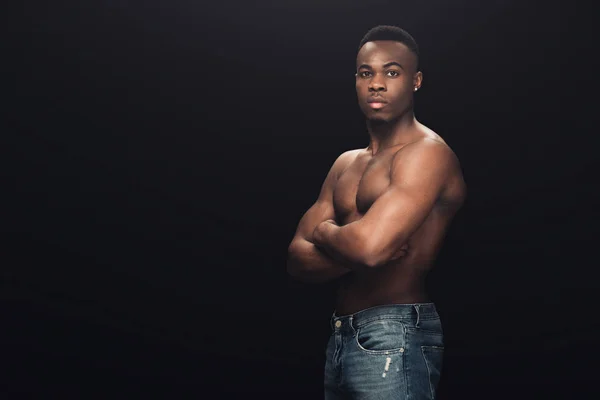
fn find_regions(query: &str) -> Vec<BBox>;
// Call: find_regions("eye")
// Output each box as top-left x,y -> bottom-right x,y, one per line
358,71 -> 372,78
386,70 -> 400,77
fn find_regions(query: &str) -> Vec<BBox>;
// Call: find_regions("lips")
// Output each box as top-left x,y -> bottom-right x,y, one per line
367,97 -> 388,104
367,97 -> 388,109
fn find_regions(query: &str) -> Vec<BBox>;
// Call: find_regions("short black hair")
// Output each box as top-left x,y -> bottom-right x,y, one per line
358,25 -> 420,68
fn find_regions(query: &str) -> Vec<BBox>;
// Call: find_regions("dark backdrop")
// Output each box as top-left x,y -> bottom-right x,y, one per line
3,1 -> 597,398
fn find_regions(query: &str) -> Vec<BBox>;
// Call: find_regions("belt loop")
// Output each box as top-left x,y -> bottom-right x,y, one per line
349,315 -> 356,335
414,304 -> 420,328
330,311 -> 336,330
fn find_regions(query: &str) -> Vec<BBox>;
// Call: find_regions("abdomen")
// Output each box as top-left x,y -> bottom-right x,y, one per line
334,208 -> 454,314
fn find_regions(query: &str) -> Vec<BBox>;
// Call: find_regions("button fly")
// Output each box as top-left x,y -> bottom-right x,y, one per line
335,320 -> 342,328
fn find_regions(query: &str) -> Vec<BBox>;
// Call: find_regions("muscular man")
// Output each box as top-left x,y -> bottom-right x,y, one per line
287,26 -> 467,399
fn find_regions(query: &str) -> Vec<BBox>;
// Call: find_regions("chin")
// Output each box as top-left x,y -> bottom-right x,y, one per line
366,113 -> 392,124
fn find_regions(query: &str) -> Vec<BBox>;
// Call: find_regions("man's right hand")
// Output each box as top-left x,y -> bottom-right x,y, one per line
390,242 -> 410,260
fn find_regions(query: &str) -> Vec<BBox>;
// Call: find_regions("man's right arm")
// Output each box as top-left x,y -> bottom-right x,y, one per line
286,151 -> 357,284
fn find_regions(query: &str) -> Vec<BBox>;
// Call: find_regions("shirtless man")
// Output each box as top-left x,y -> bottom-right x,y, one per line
286,26 -> 466,399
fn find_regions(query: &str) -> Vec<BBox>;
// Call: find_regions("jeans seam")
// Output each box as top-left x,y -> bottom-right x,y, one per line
421,345 -> 444,399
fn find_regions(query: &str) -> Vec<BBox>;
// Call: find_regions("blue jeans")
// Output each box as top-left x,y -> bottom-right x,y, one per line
324,303 -> 444,399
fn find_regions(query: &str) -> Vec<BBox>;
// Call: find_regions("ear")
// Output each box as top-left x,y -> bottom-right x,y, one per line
413,71 -> 423,91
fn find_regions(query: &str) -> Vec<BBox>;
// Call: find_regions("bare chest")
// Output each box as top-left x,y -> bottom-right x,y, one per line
332,154 -> 393,223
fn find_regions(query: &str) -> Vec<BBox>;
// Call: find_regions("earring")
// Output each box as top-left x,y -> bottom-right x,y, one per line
414,87 -> 418,91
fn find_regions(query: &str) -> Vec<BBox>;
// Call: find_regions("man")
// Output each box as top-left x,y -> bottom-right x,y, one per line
287,25 -> 467,399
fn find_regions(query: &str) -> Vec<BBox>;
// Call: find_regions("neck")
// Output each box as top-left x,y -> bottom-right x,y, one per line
366,110 -> 418,155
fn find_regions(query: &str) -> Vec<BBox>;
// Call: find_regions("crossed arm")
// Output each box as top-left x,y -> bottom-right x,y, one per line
312,140 -> 456,269
287,140 -> 456,283
286,151 -> 362,283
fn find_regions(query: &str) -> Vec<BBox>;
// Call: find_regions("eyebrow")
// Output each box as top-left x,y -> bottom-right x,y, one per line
358,62 -> 404,70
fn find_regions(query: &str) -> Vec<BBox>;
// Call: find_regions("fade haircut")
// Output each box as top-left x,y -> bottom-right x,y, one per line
358,25 -> 420,70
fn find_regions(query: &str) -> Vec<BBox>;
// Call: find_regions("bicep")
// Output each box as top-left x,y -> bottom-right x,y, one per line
359,185 -> 436,243
356,142 -> 454,248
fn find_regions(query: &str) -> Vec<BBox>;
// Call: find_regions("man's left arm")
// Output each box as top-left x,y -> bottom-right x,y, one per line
312,140 -> 456,269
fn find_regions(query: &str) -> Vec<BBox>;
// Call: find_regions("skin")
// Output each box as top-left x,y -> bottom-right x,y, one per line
287,40 -> 467,315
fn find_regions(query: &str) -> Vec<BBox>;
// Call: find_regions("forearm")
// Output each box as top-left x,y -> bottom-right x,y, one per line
312,221 -> 370,269
287,238 -> 352,284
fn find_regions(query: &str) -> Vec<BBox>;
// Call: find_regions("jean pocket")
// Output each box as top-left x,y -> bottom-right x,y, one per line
355,319 -> 406,355
421,345 -> 444,399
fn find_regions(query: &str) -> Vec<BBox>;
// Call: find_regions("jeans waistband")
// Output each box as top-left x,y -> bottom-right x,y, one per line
330,303 -> 439,331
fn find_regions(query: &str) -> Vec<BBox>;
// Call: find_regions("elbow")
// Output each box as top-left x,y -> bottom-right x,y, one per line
360,253 -> 384,269
352,240 -> 380,269
286,241 -> 305,278
332,225 -> 381,269
357,240 -> 394,269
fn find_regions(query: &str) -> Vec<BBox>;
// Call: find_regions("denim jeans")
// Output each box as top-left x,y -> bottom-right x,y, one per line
324,303 -> 444,400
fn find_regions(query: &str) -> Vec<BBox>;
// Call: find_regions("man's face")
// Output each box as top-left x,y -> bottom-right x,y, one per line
355,40 -> 422,122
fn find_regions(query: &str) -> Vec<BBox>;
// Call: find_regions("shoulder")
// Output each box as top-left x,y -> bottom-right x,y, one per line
331,148 -> 362,174
390,135 -> 462,185
391,126 -> 466,200
393,132 -> 460,170
336,148 -> 363,163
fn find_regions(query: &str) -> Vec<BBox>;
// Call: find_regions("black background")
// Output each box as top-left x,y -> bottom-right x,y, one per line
3,1 -> 598,398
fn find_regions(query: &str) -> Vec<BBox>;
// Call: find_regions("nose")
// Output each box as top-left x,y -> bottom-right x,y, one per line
369,77 -> 386,92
